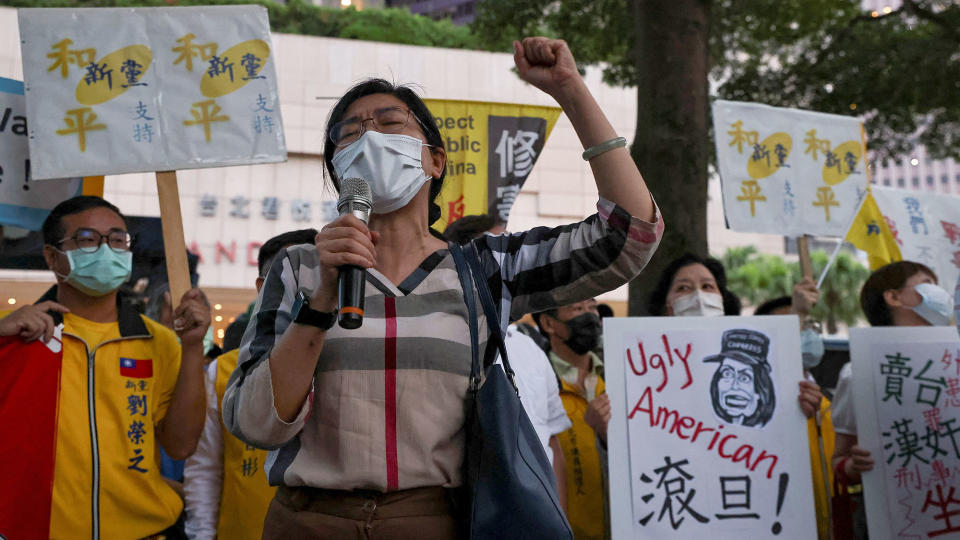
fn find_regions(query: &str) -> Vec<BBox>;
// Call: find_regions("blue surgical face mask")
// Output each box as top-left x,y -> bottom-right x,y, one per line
800,328 -> 825,369
913,283 -> 953,327
56,244 -> 133,297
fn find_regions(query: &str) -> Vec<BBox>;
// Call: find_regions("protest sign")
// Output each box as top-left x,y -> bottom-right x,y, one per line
713,100 -> 867,237
849,327 -> 960,540
0,77 -> 82,230
18,6 -> 286,180
871,186 -> 960,297
605,315 -> 816,539
424,99 -> 560,230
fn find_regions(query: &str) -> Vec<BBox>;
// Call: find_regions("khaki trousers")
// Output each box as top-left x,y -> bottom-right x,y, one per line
262,485 -> 458,540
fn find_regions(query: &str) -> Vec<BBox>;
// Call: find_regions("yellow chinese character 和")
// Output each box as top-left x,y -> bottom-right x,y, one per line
727,120 -> 759,154
172,33 -> 218,72
803,129 -> 832,161
47,39 -> 97,79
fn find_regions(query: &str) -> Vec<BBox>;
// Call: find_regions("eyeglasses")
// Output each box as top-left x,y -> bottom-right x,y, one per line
328,107 -> 424,148
56,228 -> 133,253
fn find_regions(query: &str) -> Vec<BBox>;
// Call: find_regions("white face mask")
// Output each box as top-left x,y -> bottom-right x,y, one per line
332,131 -> 432,215
671,290 -> 724,317
913,283 -> 953,327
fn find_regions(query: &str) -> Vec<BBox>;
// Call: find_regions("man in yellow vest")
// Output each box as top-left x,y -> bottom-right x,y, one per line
534,297 -> 609,540
184,228 -> 317,539
0,196 -> 210,539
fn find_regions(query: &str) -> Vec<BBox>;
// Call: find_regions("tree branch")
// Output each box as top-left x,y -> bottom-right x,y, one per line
903,0 -> 960,43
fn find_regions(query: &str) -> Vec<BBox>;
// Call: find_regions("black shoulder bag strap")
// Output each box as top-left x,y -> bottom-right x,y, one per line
462,243 -> 517,391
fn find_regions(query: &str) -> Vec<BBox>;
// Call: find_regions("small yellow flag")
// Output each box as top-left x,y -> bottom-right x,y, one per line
844,191 -> 902,270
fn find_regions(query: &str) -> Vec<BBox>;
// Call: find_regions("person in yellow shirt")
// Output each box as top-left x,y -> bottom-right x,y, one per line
534,298 -> 609,540
0,196 -> 210,539
184,228 -> 317,539
754,278 -> 836,540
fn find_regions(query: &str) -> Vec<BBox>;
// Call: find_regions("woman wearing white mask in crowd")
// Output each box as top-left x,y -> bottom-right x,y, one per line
646,253 -> 742,317
832,261 -> 956,540
222,37 -> 663,538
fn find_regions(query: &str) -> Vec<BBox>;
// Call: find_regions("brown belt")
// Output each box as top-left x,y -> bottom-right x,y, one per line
275,485 -> 455,521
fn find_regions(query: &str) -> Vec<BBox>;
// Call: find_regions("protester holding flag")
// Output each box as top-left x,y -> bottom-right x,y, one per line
222,36 -> 662,538
754,279 -> 835,540
832,260 -> 956,539
0,196 -> 210,539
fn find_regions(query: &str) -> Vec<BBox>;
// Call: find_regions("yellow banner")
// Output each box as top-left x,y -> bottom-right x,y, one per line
425,99 -> 560,231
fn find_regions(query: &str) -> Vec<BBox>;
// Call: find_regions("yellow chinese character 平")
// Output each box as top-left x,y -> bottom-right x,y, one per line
47,39 -> 97,79
184,100 -> 230,142
803,129 -> 832,161
813,186 -> 840,221
736,180 -> 766,217
55,107 -> 106,152
172,33 -> 218,72
727,120 -> 759,154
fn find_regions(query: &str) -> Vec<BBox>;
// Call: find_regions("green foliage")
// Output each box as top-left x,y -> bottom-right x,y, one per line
472,0 -> 960,161
720,246 -> 871,333
0,0 -> 482,50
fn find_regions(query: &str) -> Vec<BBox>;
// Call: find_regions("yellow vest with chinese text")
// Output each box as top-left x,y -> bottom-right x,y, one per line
557,375 -> 606,540
49,307 -> 183,539
215,349 -> 276,539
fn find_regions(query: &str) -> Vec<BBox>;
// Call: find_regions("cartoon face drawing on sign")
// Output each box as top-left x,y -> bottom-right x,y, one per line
704,329 -> 776,428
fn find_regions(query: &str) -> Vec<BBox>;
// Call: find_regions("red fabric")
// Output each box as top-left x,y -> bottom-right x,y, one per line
0,335 -> 62,540
832,458 -> 857,540
384,298 -> 398,491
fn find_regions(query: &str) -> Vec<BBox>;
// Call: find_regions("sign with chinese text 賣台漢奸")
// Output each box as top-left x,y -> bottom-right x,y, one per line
850,327 -> 960,540
0,77 -> 82,230
604,315 -> 817,539
870,186 -> 960,299
713,100 -> 867,237
424,99 -> 560,231
18,6 -> 286,180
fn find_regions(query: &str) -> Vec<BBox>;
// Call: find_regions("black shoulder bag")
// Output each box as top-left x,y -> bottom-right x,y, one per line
449,242 -> 573,540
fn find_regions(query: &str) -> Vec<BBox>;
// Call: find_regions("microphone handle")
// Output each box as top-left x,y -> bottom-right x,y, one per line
337,264 -> 365,329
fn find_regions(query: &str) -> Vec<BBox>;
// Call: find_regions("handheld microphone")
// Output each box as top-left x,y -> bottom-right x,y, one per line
336,177 -> 373,329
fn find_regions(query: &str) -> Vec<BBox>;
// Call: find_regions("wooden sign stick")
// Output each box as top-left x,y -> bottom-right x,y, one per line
156,170 -> 191,305
798,235 -> 814,280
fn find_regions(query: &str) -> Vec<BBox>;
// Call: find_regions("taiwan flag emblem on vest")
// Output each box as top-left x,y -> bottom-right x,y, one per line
120,357 -> 153,378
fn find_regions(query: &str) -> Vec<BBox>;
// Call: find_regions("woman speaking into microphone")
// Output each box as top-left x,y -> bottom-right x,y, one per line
223,37 -> 663,538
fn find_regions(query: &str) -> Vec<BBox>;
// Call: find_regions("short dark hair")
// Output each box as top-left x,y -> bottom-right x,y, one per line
596,303 -> 614,319
442,214 -> 497,244
323,78 -> 446,225
532,309 -> 558,338
258,229 -> 318,276
860,260 -> 937,326
42,196 -> 125,246
754,296 -> 792,316
647,253 -> 741,316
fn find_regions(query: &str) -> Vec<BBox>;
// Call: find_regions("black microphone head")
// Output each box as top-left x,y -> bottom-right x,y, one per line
337,177 -> 372,223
